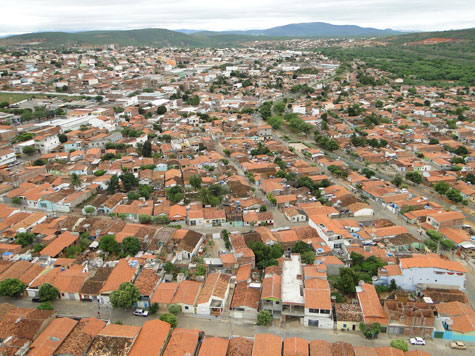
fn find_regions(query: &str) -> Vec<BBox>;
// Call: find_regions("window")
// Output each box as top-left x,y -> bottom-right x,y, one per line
309,308 -> 319,313
185,306 -> 189,310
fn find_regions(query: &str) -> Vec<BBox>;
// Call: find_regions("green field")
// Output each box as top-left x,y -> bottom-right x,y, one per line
0,93 -> 37,104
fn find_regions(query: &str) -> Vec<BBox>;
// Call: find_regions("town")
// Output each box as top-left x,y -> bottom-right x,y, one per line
0,36 -> 473,356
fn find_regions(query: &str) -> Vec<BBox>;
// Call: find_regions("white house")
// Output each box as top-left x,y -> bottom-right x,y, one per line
196,273 -> 231,316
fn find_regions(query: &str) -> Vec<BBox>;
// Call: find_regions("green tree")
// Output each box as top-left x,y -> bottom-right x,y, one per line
166,186 -> 184,204
168,304 -> 181,315
391,175 -> 403,187
405,171 -> 422,184
39,283 -> 59,301
446,189 -> 463,203
122,236 -> 140,256
11,197 -> 21,205
434,181 -> 450,195
33,243 -> 44,253
37,302 -> 54,310
153,215 -> 170,224
189,175 -> 202,190
0,278 -> 26,297
359,322 -> 381,339
107,175 -> 119,193
390,339 -> 408,351
119,173 -> 139,191
15,232 -> 35,247
110,282 -> 140,309
163,262 -> 176,274
99,235 -> 120,254
22,145 -> 35,155
335,268 -> 359,295
139,214 -> 152,224
301,251 -> 315,265
160,313 -> 178,328
70,173 -> 81,188
142,140 -> 152,157
257,310 -> 273,326
58,134 -> 67,143
156,106 -> 167,115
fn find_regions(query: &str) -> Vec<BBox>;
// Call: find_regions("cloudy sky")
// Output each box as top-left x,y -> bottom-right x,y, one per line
1,0 -> 474,36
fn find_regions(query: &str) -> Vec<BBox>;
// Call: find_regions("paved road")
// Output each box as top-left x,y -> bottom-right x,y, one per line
0,297 -> 459,356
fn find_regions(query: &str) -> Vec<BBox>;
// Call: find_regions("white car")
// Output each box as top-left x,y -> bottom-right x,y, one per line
409,337 -> 426,345
132,309 -> 149,317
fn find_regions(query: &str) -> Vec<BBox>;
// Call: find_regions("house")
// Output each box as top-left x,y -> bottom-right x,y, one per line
426,211 -> 465,231
170,280 -> 202,314
434,301 -> 475,343
87,324 -> 141,356
40,231 -> 79,258
198,337 -> 229,356
283,207 -> 306,223
163,328 -> 202,356
281,255 -> 305,323
252,334 -> 282,356
171,229 -> 205,262
230,281 -> 260,320
55,318 -> 107,356
128,319 -> 171,356
150,282 -> 179,312
99,258 -> 140,305
356,282 -> 388,331
260,267 -> 282,319
196,273 -> 231,316
335,303 -> 364,332
283,337 -> 309,356
303,278 -> 333,328
28,317 -> 78,356
134,269 -> 160,309
384,300 -> 435,337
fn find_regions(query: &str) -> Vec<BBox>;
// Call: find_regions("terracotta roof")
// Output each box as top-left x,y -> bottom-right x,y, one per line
198,337 -> 229,356
236,264 -> 252,282
228,337 -> 253,356
357,283 -> 387,326
400,253 -> 465,273
171,280 -> 202,306
231,281 -> 260,310
163,328 -> 201,356
309,340 -> 331,356
40,231 -> 79,257
196,273 -> 230,305
55,318 -> 106,356
252,333 -> 282,356
134,269 -> 160,296
261,274 -> 281,300
100,258 -> 137,294
99,324 -> 141,339
436,301 -> 475,317
128,319 -> 171,356
151,282 -> 179,305
283,337 -> 309,356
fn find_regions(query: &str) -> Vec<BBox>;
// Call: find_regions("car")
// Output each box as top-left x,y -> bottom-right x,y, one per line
450,341 -> 466,350
32,297 -> 41,303
410,337 -> 426,345
132,309 -> 149,317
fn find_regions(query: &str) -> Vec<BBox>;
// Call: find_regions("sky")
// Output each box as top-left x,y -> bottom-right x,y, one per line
1,0 -> 474,37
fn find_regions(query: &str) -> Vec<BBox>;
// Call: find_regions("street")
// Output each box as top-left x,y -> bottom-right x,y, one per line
0,296 -> 462,356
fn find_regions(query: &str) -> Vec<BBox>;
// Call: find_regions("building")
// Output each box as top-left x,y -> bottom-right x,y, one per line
196,272 -> 231,316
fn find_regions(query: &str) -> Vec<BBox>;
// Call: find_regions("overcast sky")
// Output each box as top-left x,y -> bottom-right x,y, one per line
1,0 -> 474,37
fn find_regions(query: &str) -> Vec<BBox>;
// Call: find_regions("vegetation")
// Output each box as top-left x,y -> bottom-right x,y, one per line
390,339 -> 409,352
160,313 -> 178,328
37,302 -> 54,311
168,304 -> 181,315
0,278 -> 26,298
257,310 -> 273,326
149,302 -> 159,314
38,283 -> 59,301
110,282 -> 140,309
15,232 -> 35,247
359,322 -> 381,339
248,242 -> 284,270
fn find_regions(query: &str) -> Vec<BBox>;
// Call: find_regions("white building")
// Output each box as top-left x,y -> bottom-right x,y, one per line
196,273 -> 231,316
377,254 -> 466,292
0,149 -> 17,167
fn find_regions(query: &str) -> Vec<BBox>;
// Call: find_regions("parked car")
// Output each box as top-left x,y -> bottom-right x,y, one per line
410,337 -> 426,345
132,309 -> 149,317
450,341 -> 466,350
32,297 -> 41,303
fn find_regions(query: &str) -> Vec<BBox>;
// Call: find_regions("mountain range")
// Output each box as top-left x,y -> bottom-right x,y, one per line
0,22 -> 402,48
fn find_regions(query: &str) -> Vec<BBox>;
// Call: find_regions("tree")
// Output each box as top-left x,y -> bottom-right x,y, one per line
0,278 -> 26,297
195,264 -> 206,276
257,310 -> 273,326
39,283 -> 59,301
160,313 -> 178,328
70,173 -> 81,188
163,262 -> 176,274
359,322 -> 381,339
58,134 -> 67,143
392,175 -> 403,187
446,189 -> 463,203
11,197 -> 21,205
291,241 -> 313,254
149,303 -> 159,314
166,186 -> 184,204
142,140 -> 152,157
122,236 -> 140,256
249,242 -> 284,270
119,173 -> 139,191
110,282 -> 140,309
434,181 -> 450,195
301,251 -> 315,265
99,235 -> 120,254
405,171 -> 422,184
156,105 -> 167,115
390,339 -> 408,351
189,175 -> 202,190
107,175 -> 119,193
454,145 -> 468,156
168,304 -> 181,315
139,184 -> 153,199
334,268 -> 359,295
139,214 -> 152,224
153,215 -> 170,224
22,145 -> 35,155
15,232 -> 35,247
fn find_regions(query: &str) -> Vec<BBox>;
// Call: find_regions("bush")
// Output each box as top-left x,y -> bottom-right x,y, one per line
0,278 -> 26,297
257,310 -> 273,326
149,303 -> 158,315
168,304 -> 181,315
37,302 -> 54,311
390,339 -> 408,351
359,322 -> 381,339
139,214 -> 152,224
160,313 -> 178,328
195,264 -> 207,276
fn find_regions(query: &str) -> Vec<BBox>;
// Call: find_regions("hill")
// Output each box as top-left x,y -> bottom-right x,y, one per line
318,28 -> 475,86
216,22 -> 400,37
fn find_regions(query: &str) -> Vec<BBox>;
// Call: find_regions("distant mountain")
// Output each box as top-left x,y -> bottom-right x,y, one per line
0,22 -> 404,48
193,22 -> 402,37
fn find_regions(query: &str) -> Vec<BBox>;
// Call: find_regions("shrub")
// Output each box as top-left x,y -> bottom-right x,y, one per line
37,302 -> 54,310
160,313 -> 178,328
390,339 -> 408,351
168,304 -> 181,315
257,310 -> 273,326
149,303 -> 158,315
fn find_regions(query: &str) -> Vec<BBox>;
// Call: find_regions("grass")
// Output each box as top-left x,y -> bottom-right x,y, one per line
0,93 -> 36,104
